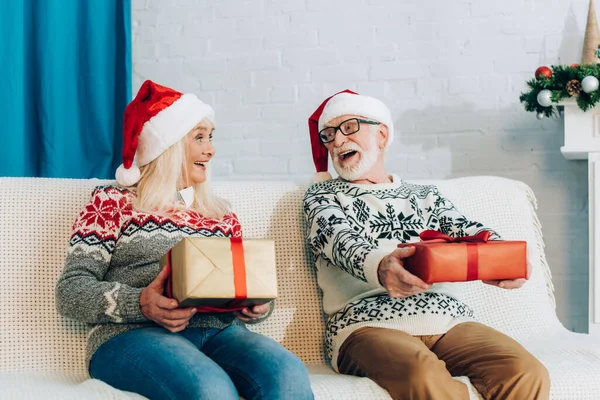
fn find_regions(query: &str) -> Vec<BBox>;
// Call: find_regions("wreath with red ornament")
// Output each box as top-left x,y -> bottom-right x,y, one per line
519,64 -> 600,119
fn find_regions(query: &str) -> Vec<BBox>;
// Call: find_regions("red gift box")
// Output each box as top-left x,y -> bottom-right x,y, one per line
400,230 -> 529,284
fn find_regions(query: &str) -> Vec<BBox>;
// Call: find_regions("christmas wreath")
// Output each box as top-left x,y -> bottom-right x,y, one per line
519,64 -> 600,118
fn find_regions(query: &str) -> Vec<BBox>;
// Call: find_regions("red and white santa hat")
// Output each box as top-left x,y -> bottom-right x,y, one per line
115,80 -> 215,186
307,90 -> 394,182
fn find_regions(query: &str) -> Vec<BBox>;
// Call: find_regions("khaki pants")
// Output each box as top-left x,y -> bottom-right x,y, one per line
337,322 -> 550,400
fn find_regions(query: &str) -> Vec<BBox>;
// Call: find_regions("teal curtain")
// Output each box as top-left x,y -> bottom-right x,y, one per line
0,0 -> 131,178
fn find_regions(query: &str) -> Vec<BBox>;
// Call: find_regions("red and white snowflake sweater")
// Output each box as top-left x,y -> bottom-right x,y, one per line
56,185 -> 243,367
303,175 -> 500,371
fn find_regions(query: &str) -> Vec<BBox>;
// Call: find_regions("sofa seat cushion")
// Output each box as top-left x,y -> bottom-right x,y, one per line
0,372 -> 143,399
306,364 -> 484,400
524,330 -> 600,400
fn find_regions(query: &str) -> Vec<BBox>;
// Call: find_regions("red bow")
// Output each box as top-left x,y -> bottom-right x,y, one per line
420,230 -> 491,243
418,230 -> 492,281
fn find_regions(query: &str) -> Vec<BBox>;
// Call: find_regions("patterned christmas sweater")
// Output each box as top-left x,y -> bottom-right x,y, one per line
303,175 -> 500,371
55,185 -> 246,368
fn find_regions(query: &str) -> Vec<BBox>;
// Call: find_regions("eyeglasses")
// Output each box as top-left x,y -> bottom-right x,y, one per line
319,118 -> 380,144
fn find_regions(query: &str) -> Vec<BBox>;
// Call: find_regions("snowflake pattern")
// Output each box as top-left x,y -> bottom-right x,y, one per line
304,177 -> 501,363
352,199 -> 370,224
71,186 -> 241,255
304,178 -> 499,282
369,203 -> 424,241
78,186 -> 133,234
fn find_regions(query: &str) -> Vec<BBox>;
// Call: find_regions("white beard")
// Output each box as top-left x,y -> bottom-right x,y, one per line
332,134 -> 379,181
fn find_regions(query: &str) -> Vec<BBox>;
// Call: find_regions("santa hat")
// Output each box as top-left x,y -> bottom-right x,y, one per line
308,90 -> 394,182
115,80 -> 215,186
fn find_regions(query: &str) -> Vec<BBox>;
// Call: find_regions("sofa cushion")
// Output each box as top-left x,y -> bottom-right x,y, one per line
0,373 -> 143,399
2,176 -> 598,400
0,176 -> 562,371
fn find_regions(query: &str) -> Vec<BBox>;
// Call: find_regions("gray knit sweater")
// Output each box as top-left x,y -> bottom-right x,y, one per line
55,185 -> 260,368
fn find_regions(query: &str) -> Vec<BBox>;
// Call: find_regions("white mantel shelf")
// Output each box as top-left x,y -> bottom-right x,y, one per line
559,100 -> 600,336
560,100 -> 600,159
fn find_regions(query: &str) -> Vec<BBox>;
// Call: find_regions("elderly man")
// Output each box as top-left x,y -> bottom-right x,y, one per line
303,90 -> 550,400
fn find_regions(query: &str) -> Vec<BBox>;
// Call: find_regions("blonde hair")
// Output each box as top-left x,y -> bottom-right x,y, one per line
123,121 -> 231,220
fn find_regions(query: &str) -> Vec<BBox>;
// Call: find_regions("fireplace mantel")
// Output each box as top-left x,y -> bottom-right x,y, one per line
559,100 -> 600,335
560,100 -> 600,159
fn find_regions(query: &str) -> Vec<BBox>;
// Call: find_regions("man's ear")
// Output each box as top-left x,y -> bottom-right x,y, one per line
378,124 -> 389,149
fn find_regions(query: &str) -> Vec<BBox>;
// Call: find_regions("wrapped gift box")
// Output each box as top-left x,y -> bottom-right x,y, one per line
400,230 -> 528,284
160,237 -> 277,308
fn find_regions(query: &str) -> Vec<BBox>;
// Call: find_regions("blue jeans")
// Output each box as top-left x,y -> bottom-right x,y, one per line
89,325 -> 314,400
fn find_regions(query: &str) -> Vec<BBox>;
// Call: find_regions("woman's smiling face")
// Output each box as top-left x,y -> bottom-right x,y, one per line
183,119 -> 215,186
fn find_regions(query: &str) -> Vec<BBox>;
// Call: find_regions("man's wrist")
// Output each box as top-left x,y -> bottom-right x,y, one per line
377,256 -> 388,286
363,249 -> 391,288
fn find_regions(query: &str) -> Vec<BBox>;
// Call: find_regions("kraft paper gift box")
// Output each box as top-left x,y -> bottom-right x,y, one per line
160,237 -> 277,309
400,230 -> 529,284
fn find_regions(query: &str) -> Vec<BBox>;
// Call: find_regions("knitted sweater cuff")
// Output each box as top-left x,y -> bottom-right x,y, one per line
362,249 -> 391,287
244,300 -> 275,324
121,287 -> 148,323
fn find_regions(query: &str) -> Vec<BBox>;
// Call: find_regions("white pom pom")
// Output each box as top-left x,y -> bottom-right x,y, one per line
115,164 -> 141,186
312,171 -> 332,183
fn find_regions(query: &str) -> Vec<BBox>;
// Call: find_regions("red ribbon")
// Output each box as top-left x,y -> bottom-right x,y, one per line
165,237 -> 247,313
419,230 -> 491,243
229,237 -> 248,303
419,230 -> 491,280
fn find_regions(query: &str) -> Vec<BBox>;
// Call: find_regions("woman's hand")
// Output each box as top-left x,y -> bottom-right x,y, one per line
234,302 -> 271,322
140,266 -> 196,332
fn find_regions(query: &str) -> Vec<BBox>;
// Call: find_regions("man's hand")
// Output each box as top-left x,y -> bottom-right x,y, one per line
234,302 -> 271,322
140,266 -> 197,332
483,261 -> 530,289
377,246 -> 430,298
482,278 -> 527,289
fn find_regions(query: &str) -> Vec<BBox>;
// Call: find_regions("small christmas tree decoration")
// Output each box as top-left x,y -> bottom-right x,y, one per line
582,75 -> 600,92
566,79 -> 583,96
536,112 -> 545,120
535,66 -> 553,80
537,90 -> 553,107
582,0 -> 600,64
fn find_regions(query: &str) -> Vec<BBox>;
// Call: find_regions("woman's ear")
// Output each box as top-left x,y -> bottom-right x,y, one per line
378,124 -> 389,149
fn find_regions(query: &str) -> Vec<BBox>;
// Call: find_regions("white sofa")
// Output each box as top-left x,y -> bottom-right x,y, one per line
1,176 -> 599,399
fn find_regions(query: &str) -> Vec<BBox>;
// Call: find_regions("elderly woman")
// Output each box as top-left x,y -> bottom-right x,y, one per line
56,80 -> 313,400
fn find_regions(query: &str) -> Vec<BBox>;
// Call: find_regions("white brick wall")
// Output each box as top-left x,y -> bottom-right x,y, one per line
132,0 -> 590,333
